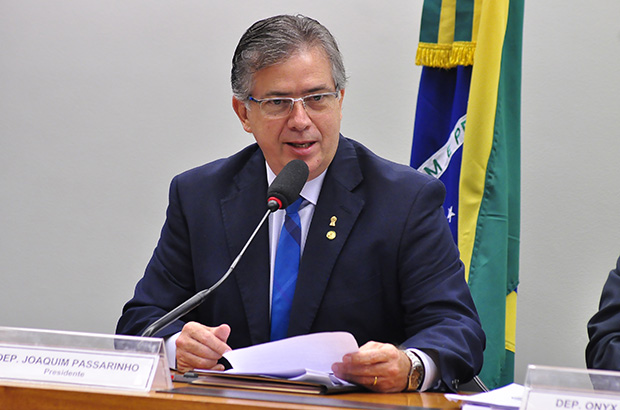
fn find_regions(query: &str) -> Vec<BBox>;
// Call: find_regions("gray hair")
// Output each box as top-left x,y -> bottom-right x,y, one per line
231,14 -> 347,100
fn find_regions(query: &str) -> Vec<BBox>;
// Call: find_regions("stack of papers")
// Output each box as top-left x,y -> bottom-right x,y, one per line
179,332 -> 360,394
222,331 -> 358,385
445,383 -> 524,409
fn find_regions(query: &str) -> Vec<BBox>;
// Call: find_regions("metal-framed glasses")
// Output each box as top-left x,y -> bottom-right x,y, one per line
247,91 -> 340,118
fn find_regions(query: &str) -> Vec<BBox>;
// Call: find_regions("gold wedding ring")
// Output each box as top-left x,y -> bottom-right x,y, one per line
372,376 -> 378,386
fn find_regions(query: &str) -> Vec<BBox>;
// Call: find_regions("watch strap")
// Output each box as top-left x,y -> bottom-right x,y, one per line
403,349 -> 425,391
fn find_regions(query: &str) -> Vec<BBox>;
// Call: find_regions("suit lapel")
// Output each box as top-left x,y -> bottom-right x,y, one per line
288,137 -> 364,336
220,150 -> 272,345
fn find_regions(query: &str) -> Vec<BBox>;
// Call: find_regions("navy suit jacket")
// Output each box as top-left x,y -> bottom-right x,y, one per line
587,256 -> 620,370
117,136 -> 485,391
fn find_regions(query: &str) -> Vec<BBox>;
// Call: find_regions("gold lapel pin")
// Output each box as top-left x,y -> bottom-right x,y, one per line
327,216 -> 337,240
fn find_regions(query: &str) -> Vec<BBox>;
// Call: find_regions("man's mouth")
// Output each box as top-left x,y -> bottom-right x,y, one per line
287,142 -> 314,148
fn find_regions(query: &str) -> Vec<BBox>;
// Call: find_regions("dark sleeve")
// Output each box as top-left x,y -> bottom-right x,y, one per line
586,256 -> 620,370
116,175 -> 196,338
398,177 -> 485,391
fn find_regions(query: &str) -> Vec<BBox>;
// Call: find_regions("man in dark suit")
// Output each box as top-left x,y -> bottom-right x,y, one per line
116,14 -> 485,393
587,256 -> 620,370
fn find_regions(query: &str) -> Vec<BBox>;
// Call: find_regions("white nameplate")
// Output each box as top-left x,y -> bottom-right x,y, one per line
0,344 -> 160,391
523,390 -> 620,410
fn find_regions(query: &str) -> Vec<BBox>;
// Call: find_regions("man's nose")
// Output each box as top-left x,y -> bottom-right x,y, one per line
287,99 -> 312,127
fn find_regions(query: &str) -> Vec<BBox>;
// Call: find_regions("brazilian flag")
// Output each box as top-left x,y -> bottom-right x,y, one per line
410,0 -> 523,389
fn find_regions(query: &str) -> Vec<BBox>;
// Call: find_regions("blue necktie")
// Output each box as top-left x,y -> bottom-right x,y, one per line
270,197 -> 303,341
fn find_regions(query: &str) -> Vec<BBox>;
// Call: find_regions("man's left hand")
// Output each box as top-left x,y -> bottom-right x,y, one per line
331,341 -> 411,393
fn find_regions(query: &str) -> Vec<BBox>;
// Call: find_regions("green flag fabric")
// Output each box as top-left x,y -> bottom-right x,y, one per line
411,0 -> 523,389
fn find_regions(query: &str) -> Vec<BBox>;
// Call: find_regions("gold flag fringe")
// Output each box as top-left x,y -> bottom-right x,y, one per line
416,41 -> 476,68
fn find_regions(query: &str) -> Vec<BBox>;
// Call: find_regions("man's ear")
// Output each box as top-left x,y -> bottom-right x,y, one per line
232,97 -> 252,133
338,89 -> 345,120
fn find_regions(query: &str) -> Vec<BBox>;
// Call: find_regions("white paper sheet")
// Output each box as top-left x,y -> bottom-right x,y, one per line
222,331 -> 359,374
445,383 -> 524,409
193,332 -> 359,387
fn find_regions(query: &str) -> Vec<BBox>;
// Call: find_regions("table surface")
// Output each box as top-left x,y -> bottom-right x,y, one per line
0,379 -> 463,409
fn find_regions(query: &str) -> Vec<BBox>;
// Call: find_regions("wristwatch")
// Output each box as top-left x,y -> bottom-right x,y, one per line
403,349 -> 425,391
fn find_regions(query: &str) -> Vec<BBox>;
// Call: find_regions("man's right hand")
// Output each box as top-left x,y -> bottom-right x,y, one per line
175,322 -> 232,373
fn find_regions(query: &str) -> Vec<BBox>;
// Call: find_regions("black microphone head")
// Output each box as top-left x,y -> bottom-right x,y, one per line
267,159 -> 309,211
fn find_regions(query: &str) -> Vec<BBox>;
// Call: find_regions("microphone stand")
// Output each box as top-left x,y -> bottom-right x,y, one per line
141,209 -> 272,338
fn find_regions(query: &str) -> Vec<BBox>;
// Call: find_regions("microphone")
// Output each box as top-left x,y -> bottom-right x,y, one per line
141,159 -> 309,338
267,159 -> 309,211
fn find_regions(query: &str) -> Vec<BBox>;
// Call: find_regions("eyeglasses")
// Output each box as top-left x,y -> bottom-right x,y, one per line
247,91 -> 340,118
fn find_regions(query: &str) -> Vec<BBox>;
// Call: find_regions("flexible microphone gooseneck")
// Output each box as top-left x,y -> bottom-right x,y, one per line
141,159 -> 309,338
